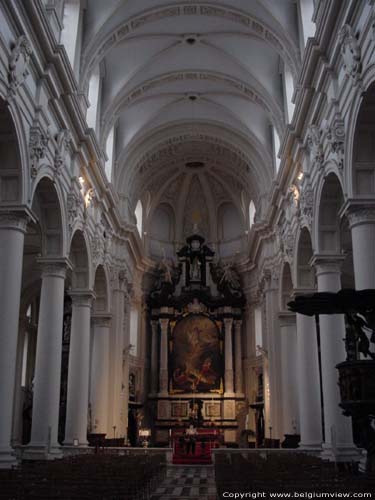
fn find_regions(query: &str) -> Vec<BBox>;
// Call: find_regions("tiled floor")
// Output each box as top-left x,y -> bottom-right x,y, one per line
150,465 -> 217,500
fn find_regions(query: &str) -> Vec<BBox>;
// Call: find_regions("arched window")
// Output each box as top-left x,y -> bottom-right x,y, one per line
60,0 -> 83,74
283,64 -> 295,124
135,200 -> 143,236
298,0 -> 316,50
249,200 -> 256,228
272,126 -> 281,173
105,126 -> 115,182
86,65 -> 101,132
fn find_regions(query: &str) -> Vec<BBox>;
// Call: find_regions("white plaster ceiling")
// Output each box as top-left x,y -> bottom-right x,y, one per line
80,0 -> 301,222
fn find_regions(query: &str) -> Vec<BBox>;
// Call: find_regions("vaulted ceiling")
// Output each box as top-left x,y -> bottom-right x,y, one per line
79,0 -> 302,245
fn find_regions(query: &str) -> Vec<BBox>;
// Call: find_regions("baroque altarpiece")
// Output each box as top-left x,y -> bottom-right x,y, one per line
148,233 -> 246,444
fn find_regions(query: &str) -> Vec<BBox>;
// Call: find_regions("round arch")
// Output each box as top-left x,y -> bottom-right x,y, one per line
30,177 -> 65,257
314,172 -> 345,254
93,264 -> 110,313
0,97 -> 26,206
68,229 -> 91,289
279,261 -> 294,311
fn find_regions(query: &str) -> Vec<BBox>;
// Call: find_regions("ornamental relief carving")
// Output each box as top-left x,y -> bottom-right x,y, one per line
29,125 -> 50,178
54,129 -> 71,176
338,24 -> 362,85
8,35 -> 33,96
299,185 -> 314,230
67,180 -> 84,234
325,116 -> 345,170
306,125 -> 324,170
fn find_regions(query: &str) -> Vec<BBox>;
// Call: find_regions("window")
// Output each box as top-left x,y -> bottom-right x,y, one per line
86,66 -> 101,131
249,200 -> 256,228
105,126 -> 115,181
272,126 -> 281,173
135,200 -> 143,236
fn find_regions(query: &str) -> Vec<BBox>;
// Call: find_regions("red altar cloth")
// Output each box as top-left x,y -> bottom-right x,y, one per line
172,428 -> 221,464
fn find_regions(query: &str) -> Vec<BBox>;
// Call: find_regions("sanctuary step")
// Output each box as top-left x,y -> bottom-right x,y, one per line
150,465 -> 217,500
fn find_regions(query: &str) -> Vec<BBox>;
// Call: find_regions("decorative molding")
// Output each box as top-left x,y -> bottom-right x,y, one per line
8,35 -> 32,96
346,206 -> 375,227
338,24 -> 362,85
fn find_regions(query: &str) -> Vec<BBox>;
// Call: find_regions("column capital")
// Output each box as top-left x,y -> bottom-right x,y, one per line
234,319 -> 242,331
340,199 -> 375,228
69,289 -> 96,307
278,311 -> 296,327
159,317 -> 169,332
37,257 -> 72,279
91,313 -> 112,328
310,254 -> 345,276
223,317 -> 233,329
291,287 -> 316,298
0,206 -> 36,233
151,319 -> 159,332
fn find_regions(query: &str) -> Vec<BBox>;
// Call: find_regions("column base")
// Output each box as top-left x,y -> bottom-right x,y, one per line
224,392 -> 235,398
63,439 -> 88,447
0,448 -> 18,469
321,443 -> 361,462
23,444 -> 63,461
299,442 -> 322,451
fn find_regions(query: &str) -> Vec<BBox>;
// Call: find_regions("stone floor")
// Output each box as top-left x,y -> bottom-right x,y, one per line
150,465 -> 217,500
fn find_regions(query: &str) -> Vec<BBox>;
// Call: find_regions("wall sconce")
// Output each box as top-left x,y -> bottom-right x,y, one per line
297,171 -> 304,181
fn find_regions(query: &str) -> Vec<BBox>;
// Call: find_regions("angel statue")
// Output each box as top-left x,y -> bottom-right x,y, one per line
211,260 -> 243,298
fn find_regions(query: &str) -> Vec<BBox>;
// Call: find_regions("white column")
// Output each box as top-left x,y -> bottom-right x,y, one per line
28,259 -> 68,458
296,312 -> 323,448
150,320 -> 159,395
0,212 -> 28,467
64,291 -> 94,446
159,318 -> 169,395
347,204 -> 375,290
90,314 -> 111,435
279,313 -> 299,437
224,317 -> 234,395
107,271 -> 125,437
234,320 -> 243,395
312,255 -> 357,461
120,298 -> 131,439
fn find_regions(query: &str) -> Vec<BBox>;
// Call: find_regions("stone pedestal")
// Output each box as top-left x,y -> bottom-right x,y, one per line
27,259 -> 69,459
0,211 -> 29,467
64,291 -> 94,446
312,255 -> 358,461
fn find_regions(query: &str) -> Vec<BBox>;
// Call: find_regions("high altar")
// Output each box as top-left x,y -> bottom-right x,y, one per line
148,233 -> 246,445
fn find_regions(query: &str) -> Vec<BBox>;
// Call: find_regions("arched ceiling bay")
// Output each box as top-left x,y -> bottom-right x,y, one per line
79,0 -> 301,233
